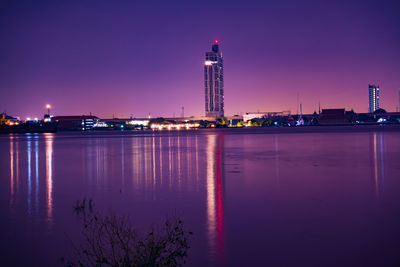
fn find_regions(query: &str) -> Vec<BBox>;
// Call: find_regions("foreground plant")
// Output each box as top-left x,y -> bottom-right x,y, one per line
63,201 -> 192,266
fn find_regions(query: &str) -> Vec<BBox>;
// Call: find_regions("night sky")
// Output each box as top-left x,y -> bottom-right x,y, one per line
1,0 -> 399,119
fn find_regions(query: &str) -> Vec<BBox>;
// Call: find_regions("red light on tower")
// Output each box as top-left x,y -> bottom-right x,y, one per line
214,39 -> 219,44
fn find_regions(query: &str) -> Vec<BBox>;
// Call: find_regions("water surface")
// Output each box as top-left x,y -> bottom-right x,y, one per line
1,129 -> 400,266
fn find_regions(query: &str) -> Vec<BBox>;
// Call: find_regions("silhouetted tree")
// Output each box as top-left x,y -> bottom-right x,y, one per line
63,200 -> 192,266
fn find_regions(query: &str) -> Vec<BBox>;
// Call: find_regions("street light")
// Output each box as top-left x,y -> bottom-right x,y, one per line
46,104 -> 51,116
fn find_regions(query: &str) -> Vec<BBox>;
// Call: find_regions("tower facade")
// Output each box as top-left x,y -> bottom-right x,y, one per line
204,41 -> 224,117
368,84 -> 380,113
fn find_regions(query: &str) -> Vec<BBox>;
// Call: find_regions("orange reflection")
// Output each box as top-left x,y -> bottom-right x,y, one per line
16,137 -> 19,190
186,136 -> 190,178
177,134 -> 181,186
144,137 -> 151,186
133,138 -> 140,188
168,135 -> 172,186
195,135 -> 199,184
152,135 -> 156,184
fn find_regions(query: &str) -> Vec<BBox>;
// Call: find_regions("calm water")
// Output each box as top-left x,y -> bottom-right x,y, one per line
1,129 -> 400,266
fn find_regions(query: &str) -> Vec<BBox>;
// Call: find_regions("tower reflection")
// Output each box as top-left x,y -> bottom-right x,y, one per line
206,134 -> 225,265
45,134 -> 54,225
370,132 -> 385,198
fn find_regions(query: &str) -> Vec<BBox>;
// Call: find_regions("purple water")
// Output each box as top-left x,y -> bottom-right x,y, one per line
1,129 -> 400,266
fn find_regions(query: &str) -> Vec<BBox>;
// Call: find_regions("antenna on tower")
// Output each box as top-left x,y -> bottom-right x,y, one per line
300,103 -> 303,118
296,92 -> 299,115
318,102 -> 321,115
181,106 -> 184,118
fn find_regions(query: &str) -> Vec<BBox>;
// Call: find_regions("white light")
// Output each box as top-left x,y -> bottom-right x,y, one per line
26,117 -> 31,121
205,61 -> 217,65
34,117 -> 38,121
128,120 -> 149,126
93,122 -> 108,127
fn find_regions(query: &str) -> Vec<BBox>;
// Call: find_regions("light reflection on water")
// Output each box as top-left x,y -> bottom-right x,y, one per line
45,134 -> 54,226
206,134 -> 225,265
1,130 -> 400,266
371,132 -> 385,198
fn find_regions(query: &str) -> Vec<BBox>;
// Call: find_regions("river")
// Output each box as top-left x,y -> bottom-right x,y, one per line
1,128 -> 400,266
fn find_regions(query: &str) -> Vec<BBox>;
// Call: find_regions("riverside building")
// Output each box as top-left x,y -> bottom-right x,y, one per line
204,40 -> 224,117
368,84 -> 380,113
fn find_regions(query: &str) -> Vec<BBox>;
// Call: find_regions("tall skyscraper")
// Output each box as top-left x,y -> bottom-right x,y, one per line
204,40 -> 224,117
368,84 -> 380,113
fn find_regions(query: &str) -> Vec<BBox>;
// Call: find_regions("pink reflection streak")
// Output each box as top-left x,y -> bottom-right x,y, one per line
373,133 -> 379,197
206,134 -> 225,265
370,132 -> 386,198
10,135 -> 15,202
215,134 -> 225,264
206,135 -> 216,257
45,134 -> 54,225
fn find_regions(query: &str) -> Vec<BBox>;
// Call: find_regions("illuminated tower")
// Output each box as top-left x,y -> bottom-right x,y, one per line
204,40 -> 224,117
368,84 -> 380,113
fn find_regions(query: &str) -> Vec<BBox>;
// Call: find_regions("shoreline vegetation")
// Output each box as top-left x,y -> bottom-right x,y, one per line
63,199 -> 192,267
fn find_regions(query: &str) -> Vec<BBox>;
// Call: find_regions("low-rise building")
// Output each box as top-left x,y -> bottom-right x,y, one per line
52,115 -> 99,131
318,109 -> 354,125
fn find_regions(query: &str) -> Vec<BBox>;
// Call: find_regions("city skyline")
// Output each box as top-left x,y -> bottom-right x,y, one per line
0,0 -> 399,119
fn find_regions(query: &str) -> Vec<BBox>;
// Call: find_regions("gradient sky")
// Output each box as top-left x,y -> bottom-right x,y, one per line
1,0 -> 399,119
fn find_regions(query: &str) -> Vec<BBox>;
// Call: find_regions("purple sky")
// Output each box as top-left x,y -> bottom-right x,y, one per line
1,0 -> 399,119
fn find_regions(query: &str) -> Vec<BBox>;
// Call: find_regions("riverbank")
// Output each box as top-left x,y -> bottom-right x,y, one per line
2,124 -> 400,136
